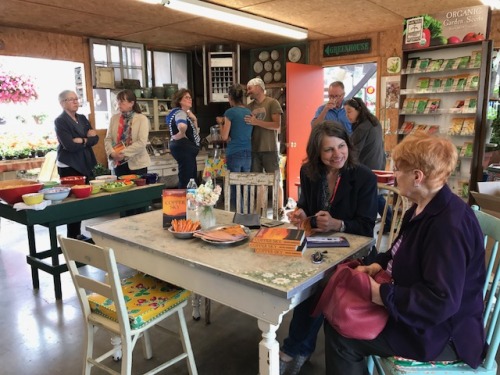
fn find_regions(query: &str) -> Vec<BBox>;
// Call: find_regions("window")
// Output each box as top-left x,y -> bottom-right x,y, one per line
149,51 -> 188,89
90,39 -> 146,87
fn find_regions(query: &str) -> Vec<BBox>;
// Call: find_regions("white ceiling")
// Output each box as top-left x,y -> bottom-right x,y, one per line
0,0 -> 492,50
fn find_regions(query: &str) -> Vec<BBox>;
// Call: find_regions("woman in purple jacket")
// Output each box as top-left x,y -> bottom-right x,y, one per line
325,132 -> 486,374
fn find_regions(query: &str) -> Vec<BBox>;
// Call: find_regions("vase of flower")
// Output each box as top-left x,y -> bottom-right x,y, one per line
198,205 -> 216,229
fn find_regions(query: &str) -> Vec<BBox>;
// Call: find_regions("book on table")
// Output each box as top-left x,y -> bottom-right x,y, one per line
250,227 -> 305,245
306,236 -> 350,248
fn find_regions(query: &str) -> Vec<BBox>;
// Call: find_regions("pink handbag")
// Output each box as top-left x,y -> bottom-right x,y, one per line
313,259 -> 390,340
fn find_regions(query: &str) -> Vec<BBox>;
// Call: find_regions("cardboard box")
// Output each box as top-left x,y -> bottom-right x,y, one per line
471,181 -> 500,219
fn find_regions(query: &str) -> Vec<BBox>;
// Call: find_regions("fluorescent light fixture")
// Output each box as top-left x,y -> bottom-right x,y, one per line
481,0 -> 500,9
161,0 -> 308,40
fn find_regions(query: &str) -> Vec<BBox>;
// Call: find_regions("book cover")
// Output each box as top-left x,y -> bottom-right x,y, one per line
406,58 -> 418,71
457,56 -> 471,69
428,59 -> 443,72
443,77 -> 455,92
453,75 -> 469,91
462,142 -> 473,158
424,99 -> 440,114
251,227 -> 305,245
427,125 -> 440,135
449,118 -> 464,135
443,58 -> 456,71
469,50 -> 482,69
415,98 -> 429,114
463,97 -> 477,113
162,189 -> 187,227
416,58 -> 431,73
400,121 -> 415,135
306,236 -> 350,248
465,74 -> 479,91
402,98 -> 417,113
112,141 -> 125,153
250,239 -> 306,251
460,118 -> 475,136
412,124 -> 428,134
429,78 -> 442,92
416,77 -> 431,91
253,246 -> 304,257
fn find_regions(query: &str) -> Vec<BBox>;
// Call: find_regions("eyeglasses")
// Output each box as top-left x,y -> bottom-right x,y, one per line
64,98 -> 79,102
183,96 -> 192,100
329,94 -> 344,99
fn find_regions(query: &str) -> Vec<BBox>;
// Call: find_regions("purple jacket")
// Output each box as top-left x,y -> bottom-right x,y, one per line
376,184 -> 486,368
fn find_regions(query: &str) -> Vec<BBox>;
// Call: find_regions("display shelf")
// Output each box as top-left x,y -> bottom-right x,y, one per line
398,40 -> 493,199
136,98 -> 171,131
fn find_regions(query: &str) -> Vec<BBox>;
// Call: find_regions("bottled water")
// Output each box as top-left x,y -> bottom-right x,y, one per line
186,178 -> 198,221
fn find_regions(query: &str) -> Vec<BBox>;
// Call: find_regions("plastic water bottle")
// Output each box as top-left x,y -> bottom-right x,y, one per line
186,178 -> 198,221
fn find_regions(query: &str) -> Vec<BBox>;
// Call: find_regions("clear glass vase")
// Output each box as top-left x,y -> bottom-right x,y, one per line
198,205 -> 216,229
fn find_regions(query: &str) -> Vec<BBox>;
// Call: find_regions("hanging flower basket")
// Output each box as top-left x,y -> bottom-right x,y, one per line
0,72 -> 38,104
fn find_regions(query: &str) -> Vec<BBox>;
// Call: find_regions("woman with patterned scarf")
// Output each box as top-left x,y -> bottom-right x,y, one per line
105,89 -> 151,177
166,88 -> 201,188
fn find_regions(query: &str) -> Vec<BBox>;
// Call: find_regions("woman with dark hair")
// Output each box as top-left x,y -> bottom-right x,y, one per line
221,84 -> 252,172
280,121 -> 378,375
166,88 -> 201,188
104,89 -> 151,177
345,97 -> 392,233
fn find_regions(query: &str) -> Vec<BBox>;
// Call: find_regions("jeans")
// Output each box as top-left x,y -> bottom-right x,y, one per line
226,150 -> 251,209
282,295 -> 325,358
169,138 -> 200,188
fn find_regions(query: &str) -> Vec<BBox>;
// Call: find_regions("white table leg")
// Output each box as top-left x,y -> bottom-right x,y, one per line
257,319 -> 281,375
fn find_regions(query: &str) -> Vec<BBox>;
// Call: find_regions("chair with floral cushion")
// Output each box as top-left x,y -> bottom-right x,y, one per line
368,205 -> 500,375
58,235 -> 198,375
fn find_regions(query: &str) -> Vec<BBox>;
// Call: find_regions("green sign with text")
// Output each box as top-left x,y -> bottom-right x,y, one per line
323,39 -> 372,58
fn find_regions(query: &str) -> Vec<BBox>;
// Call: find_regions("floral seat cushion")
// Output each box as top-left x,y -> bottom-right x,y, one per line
88,273 -> 190,329
386,356 -> 463,370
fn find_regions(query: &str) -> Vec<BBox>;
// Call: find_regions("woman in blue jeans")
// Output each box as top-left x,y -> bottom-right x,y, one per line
221,83 -> 253,173
167,89 -> 201,188
281,121 -> 377,375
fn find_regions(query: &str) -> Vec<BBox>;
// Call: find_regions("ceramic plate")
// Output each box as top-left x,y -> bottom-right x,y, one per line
271,50 -> 280,60
258,51 -> 270,61
198,225 -> 250,246
253,61 -> 263,74
168,227 -> 195,239
274,72 -> 282,82
273,61 -> 281,71
264,61 -> 273,72
102,183 -> 134,192
263,72 -> 273,84
288,47 -> 302,63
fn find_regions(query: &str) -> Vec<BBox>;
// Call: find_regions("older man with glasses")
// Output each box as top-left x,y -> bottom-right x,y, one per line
311,81 -> 352,134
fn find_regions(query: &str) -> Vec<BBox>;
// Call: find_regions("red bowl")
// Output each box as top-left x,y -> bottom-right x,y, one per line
0,180 -> 43,205
133,178 -> 146,186
60,176 -> 86,186
71,184 -> 92,198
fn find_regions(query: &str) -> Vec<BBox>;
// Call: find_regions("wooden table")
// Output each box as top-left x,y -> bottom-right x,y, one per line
87,209 -> 374,375
0,183 -> 165,300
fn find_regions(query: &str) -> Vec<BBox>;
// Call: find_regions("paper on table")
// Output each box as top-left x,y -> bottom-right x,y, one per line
13,200 -> 52,211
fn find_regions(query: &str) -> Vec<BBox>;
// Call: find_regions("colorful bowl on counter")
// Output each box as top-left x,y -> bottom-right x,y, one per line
118,174 -> 140,181
0,180 -> 44,205
89,179 -> 105,194
22,192 -> 44,206
133,178 -> 146,186
40,186 -> 71,204
71,184 -> 92,198
141,173 -> 159,184
60,176 -> 86,186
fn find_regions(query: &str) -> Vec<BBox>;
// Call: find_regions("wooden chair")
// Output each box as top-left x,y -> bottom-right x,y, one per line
368,205 -> 500,375
376,183 -> 410,252
37,150 -> 59,182
191,171 -> 281,324
58,235 -> 198,375
224,170 -> 281,220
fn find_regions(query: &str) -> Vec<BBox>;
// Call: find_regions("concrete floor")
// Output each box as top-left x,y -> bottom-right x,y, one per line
0,213 -> 335,375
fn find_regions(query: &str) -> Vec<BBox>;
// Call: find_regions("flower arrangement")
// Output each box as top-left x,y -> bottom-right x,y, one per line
191,178 -> 222,207
0,72 -> 38,104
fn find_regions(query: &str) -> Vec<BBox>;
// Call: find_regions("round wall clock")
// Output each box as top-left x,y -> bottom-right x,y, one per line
263,72 -> 273,84
264,61 -> 273,72
274,72 -> 282,82
271,50 -> 280,60
273,61 -> 281,71
258,51 -> 270,61
288,47 -> 302,63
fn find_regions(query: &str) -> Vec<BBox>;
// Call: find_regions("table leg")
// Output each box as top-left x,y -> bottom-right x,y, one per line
257,319 -> 281,375
48,226 -> 62,300
26,225 -> 39,290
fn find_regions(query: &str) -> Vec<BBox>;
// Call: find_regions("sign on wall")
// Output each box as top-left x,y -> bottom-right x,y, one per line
402,5 -> 490,51
323,39 -> 371,58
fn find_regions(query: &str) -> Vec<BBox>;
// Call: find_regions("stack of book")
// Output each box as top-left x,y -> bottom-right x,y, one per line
249,227 -> 306,257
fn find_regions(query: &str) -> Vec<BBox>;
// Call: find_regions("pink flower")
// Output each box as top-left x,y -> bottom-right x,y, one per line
0,72 -> 38,104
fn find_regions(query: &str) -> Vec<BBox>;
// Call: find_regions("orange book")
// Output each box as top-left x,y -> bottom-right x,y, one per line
250,227 -> 305,245
113,142 -> 125,153
162,189 -> 186,227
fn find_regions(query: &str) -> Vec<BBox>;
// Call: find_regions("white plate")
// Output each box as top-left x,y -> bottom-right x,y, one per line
263,72 -> 273,84
288,47 -> 302,63
258,51 -> 270,61
264,61 -> 273,72
274,72 -> 282,82
271,50 -> 279,60
253,61 -> 263,74
273,61 -> 281,71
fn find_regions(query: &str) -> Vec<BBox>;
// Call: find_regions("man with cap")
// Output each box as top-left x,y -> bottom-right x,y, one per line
311,81 -> 352,134
245,77 -> 285,218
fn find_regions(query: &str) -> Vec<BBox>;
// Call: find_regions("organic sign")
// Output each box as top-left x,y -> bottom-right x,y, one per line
403,5 -> 490,50
323,39 -> 371,58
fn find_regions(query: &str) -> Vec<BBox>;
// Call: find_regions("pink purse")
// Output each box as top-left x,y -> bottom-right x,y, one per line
312,259 -> 390,340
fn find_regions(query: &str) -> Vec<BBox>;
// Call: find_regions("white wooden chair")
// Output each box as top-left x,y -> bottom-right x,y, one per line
376,183 -> 411,252
58,235 -> 198,375
368,205 -> 500,375
224,170 -> 281,220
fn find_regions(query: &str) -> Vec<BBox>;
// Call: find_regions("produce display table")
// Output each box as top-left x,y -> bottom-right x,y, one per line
0,183 -> 165,300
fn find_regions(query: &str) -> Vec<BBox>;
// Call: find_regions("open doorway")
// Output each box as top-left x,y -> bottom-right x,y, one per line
323,62 -> 378,114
